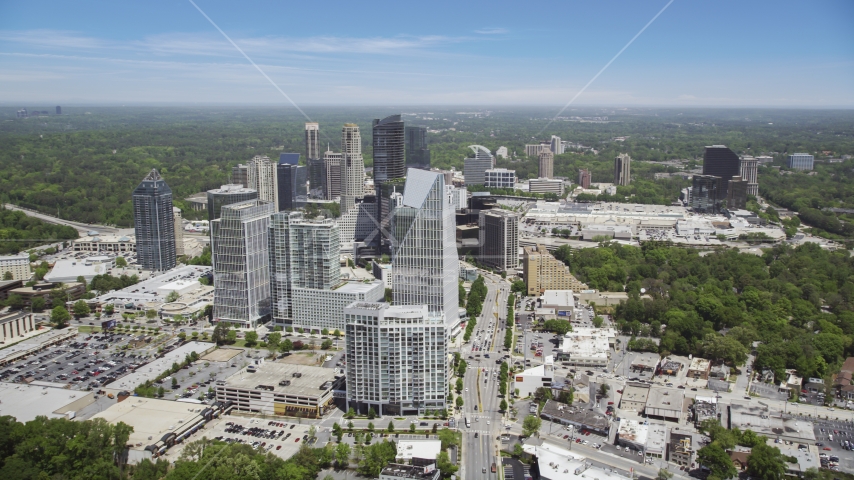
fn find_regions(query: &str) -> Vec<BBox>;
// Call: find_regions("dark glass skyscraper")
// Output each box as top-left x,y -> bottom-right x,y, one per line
276,162 -> 307,211
373,115 -> 405,253
405,125 -> 430,170
702,145 -> 741,198
133,169 -> 176,271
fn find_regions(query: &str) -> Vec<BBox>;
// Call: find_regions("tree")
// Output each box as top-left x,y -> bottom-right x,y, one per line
103,303 -> 114,315
436,451 -> 458,477
597,384 -> 610,399
244,330 -> 258,347
171,377 -> 178,388
29,296 -> 46,312
2,271 -> 12,280
156,386 -> 165,398
592,316 -> 604,328
697,443 -> 738,480
280,338 -> 294,354
332,423 -> 343,442
6,294 -> 24,310
72,299 -> 90,317
347,421 -> 354,432
500,399 -> 508,411
50,305 -> 71,328
746,442 -> 787,480
409,424 -> 416,433
384,287 -> 393,302
387,421 -> 395,432
367,422 -> 374,432
543,319 -> 572,335
345,407 -> 356,419
367,407 -> 377,419
514,443 -> 525,457
321,328 -> 329,336
522,415 -> 542,438
703,333 -> 748,365
266,332 -> 281,357
657,468 -> 674,480
145,309 -> 157,320
177,332 -> 187,341
335,442 -> 351,468
455,396 -> 464,409
226,329 -> 237,344
321,339 -> 333,350
455,377 -> 464,394
511,280 -> 527,294
211,322 -> 229,345
115,257 -> 128,267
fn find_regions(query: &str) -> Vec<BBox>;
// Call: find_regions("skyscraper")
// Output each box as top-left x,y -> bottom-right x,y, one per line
323,150 -> 343,200
305,122 -> 320,160
55,106 -> 61,115
211,199 -> 275,328
345,302 -> 447,416
550,135 -> 562,155
578,169 -> 592,189
278,153 -> 300,165
276,163 -> 307,211
132,169 -> 176,271
269,211 -> 340,323
726,176 -> 748,210
391,169 -> 459,327
691,175 -> 723,213
373,115 -> 406,252
247,155 -> 278,208
231,164 -> 249,188
479,209 -> 519,272
614,153 -> 631,186
702,145 -> 740,199
538,150 -> 554,179
206,184 -> 258,221
340,124 -> 365,212
173,207 -> 184,257
463,145 -> 494,185
404,125 -> 431,170
739,156 -> 759,197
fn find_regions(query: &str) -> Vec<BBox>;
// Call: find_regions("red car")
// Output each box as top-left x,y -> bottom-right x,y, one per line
576,438 -> 582,443
295,438 -> 301,443
276,445 -> 281,450
823,447 -> 832,451
617,390 -> 623,394
563,435 -> 569,439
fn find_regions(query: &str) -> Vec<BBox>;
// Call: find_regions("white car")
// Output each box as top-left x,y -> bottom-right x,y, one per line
465,388 -> 469,392
616,446 -> 621,451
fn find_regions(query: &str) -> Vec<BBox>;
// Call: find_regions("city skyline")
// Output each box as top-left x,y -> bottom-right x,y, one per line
1,1 -> 852,106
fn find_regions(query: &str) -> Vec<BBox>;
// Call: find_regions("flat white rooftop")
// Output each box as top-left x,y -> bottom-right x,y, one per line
95,265 -> 212,306
523,441 -> 630,480
396,439 -> 442,461
91,397 -> 207,450
542,290 -> 575,307
0,382 -> 92,422
108,342 -> 215,391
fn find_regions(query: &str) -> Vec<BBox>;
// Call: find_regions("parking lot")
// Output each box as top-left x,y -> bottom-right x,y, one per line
805,416 -> 854,472
169,415 -> 315,460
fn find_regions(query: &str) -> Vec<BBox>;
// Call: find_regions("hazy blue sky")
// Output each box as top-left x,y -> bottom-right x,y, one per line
1,0 -> 852,106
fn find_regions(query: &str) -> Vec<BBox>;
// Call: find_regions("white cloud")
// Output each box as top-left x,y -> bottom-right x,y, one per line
474,27 -> 507,35
0,29 -> 110,50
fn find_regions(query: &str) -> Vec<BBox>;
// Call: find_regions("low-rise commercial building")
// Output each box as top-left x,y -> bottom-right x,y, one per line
396,439 -> 442,466
44,256 -> 115,283
727,403 -> 816,444
9,282 -> 86,308
484,168 -> 516,189
555,328 -> 615,367
529,178 -> 565,195
216,361 -> 343,418
631,352 -> 660,373
513,355 -> 556,398
619,383 -> 650,413
580,224 -> 632,241
540,400 -> 611,436
645,423 -> 667,458
0,255 -> 31,281
72,235 -> 136,253
380,464 -> 440,480
692,396 -> 718,427
645,387 -> 685,421
668,432 -> 693,466
522,442 -> 630,480
615,418 -> 648,451
687,357 -> 711,379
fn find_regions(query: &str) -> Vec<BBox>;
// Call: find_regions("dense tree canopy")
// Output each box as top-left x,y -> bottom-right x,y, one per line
0,206 -> 78,254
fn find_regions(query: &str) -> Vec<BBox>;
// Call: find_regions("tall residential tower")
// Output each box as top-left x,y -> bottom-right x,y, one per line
340,124 -> 365,212
614,153 -> 631,186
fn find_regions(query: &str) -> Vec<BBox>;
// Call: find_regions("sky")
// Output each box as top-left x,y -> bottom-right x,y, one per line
1,0 -> 853,107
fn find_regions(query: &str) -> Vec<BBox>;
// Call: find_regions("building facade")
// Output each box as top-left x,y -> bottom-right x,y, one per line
173,207 -> 184,257
247,155 -> 278,209
373,115 -> 406,252
788,153 -> 814,171
0,255 -> 31,281
691,175 -> 724,213
340,124 -> 365,213
133,169 -> 176,271
463,145 -> 494,186
726,176 -> 748,210
268,211 -> 341,325
702,145 -> 741,199
276,163 -> 307,211
211,199 -> 275,328
323,150 -> 343,200
484,168 -> 516,189
479,209 -> 519,272
291,281 -> 385,332
578,169 -> 592,189
391,169 -> 460,328
231,164 -> 249,187
522,245 -> 587,296
529,178 -> 564,195
345,302 -> 447,416
305,122 -> 320,160
538,150 -> 554,179
206,184 -> 258,222
550,135 -> 562,155
614,153 -> 631,186
739,156 -> 759,197
0,312 -> 35,344
404,125 -> 431,170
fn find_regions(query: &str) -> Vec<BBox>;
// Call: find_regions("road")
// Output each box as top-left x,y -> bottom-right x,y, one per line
4,203 -> 127,236
458,272 -> 509,479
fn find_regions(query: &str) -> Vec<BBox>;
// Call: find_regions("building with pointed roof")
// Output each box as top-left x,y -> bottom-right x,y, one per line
133,169 -> 176,271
